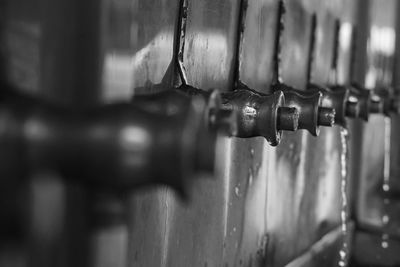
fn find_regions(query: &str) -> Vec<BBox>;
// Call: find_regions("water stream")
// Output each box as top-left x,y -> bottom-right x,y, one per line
338,127 -> 349,267
381,117 -> 392,249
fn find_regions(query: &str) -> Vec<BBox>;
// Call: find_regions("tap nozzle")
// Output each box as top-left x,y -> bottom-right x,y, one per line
309,84 -> 354,127
318,107 -> 336,127
273,83 -> 335,136
373,87 -> 399,116
347,84 -> 374,121
277,106 -> 299,131
369,94 -> 383,114
220,88 -> 299,146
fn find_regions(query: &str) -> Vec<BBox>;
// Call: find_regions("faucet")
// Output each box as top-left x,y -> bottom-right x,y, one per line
0,82 -> 219,197
272,83 -> 336,135
134,83 -> 300,146
307,83 -> 358,127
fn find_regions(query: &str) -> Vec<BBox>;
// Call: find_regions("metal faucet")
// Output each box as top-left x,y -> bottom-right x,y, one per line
134,83 -> 299,146
308,83 -> 358,127
345,83 -> 387,121
132,84 -> 237,136
272,83 -> 336,136
219,85 -> 299,146
182,83 -> 299,146
372,87 -> 400,116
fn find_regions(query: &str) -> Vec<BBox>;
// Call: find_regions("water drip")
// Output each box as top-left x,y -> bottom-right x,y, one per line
381,117 -> 392,249
235,186 -> 240,197
338,127 -> 349,267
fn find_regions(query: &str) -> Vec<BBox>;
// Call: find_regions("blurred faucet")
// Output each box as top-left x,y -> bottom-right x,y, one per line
308,83 -> 358,127
0,83 -> 218,197
219,84 -> 299,146
348,84 -> 379,120
132,84 -> 237,137
372,86 -> 400,116
325,83 -> 397,122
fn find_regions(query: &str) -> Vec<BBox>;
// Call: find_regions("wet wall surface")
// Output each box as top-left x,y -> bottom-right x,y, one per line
128,0 -> 241,266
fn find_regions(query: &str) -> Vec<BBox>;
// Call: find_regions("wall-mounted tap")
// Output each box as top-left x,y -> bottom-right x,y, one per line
182,84 -> 299,146
132,84 -> 299,146
218,85 -> 299,146
328,84 -> 392,121
0,83 -> 218,197
308,84 -> 358,127
373,87 -> 400,116
346,84 -> 373,121
272,83 -> 335,136
136,84 -> 299,146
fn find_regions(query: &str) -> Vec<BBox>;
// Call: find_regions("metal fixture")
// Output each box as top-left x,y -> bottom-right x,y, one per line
132,85 -> 236,136
273,83 -> 335,136
134,83 -> 298,146
268,4 -> 334,137
372,87 -> 400,116
339,83 -> 386,121
219,85 -> 299,146
308,84 -> 357,127
0,83 -> 218,196
323,83 -> 393,122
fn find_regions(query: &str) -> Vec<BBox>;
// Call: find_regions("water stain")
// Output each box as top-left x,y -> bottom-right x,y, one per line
381,117 -> 392,249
